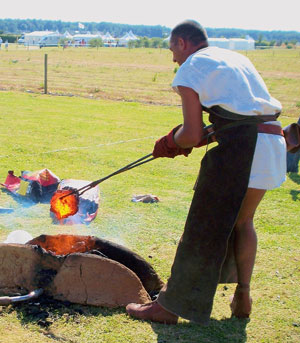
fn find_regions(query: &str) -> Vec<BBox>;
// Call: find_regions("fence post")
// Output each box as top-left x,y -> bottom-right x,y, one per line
44,54 -> 48,94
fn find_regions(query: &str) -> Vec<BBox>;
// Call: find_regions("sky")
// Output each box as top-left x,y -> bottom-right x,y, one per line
2,0 -> 300,32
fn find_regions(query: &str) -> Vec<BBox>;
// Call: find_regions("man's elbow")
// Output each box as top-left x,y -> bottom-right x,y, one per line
186,130 -> 203,146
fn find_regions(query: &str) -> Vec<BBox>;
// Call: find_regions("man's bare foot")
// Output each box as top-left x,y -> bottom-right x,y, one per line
126,300 -> 178,324
230,284 -> 252,318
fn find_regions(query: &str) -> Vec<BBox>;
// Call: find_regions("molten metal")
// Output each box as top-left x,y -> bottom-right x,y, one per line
50,189 -> 79,220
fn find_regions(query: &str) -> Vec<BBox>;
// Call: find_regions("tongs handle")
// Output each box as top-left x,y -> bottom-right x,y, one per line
58,124 -> 215,199
0,289 -> 43,305
61,153 -> 155,198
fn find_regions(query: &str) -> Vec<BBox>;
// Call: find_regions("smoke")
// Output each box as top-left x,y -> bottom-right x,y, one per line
4,230 -> 33,243
1,196 -> 130,248
0,202 -> 50,240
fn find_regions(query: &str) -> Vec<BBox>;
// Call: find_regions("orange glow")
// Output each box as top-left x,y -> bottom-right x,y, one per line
27,234 -> 96,256
50,189 -> 79,220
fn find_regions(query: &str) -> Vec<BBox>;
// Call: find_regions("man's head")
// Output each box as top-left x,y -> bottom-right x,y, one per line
170,20 -> 208,65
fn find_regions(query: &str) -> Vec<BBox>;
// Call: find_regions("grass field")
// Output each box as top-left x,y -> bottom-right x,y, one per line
0,47 -> 299,343
0,45 -> 300,116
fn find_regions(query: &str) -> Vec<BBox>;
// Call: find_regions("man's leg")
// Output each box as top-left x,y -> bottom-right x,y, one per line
231,187 -> 266,317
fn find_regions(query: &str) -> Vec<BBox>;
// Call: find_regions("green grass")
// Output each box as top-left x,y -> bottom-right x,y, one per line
1,46 -> 300,342
0,91 -> 299,343
0,45 -> 300,117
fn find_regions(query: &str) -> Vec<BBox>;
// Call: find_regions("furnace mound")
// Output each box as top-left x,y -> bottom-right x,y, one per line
0,234 -> 164,307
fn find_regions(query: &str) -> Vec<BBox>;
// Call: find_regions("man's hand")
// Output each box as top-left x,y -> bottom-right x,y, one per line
152,125 -> 192,158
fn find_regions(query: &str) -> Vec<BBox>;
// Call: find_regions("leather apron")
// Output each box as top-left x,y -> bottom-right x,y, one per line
157,109 -> 276,324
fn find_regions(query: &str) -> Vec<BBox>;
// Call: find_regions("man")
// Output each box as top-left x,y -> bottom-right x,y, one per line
126,20 -> 286,324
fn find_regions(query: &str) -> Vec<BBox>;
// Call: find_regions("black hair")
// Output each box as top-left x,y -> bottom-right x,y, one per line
171,20 -> 208,46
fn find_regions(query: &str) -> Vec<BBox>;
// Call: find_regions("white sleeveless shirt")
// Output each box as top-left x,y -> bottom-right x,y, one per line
172,47 -> 286,190
172,46 -> 282,115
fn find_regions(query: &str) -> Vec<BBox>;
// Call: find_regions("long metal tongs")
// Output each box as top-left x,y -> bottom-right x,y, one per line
60,153 -> 155,198
58,124 -> 216,199
0,289 -> 43,306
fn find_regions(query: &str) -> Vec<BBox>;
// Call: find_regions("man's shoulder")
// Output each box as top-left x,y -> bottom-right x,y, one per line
191,46 -> 251,68
186,47 -> 225,68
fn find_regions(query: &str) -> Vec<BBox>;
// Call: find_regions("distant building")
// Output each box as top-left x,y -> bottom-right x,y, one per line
164,36 -> 255,50
39,33 -> 63,47
208,37 -> 255,50
19,30 -> 146,48
72,34 -> 101,46
229,37 -> 255,50
23,31 -> 56,45
208,38 -> 230,49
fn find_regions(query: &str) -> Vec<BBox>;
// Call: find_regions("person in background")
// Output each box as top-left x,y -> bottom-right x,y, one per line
286,117 -> 300,173
126,20 -> 286,325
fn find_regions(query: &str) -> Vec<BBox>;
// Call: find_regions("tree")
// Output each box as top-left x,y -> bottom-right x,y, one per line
89,38 -> 103,49
127,40 -> 135,49
161,40 -> 169,49
58,37 -> 69,49
134,39 -> 142,48
141,37 -> 150,48
151,37 -> 162,48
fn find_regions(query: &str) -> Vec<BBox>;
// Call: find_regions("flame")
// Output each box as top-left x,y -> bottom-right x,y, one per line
50,189 -> 79,220
27,234 -> 96,256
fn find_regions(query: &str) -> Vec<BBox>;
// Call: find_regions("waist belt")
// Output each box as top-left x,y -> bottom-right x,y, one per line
257,123 -> 284,136
214,120 -> 283,136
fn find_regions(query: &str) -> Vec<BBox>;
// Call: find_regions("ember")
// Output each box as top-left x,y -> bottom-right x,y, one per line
50,189 -> 79,220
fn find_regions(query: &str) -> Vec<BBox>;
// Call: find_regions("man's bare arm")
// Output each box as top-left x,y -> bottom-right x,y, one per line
173,86 -> 204,148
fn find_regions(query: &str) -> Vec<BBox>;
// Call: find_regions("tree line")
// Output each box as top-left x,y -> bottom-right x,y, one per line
206,28 -> 300,43
0,19 -> 170,38
86,37 -> 169,49
0,18 -> 299,44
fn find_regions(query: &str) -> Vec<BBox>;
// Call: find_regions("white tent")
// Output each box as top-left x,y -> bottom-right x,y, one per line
164,35 -> 254,51
101,32 -> 116,46
128,30 -> 138,40
24,31 -> 55,45
229,37 -> 255,50
63,31 -> 73,39
39,33 -> 63,47
118,31 -> 139,46
102,32 -> 115,42
208,38 -> 231,49
208,37 -> 255,50
72,34 -> 101,46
